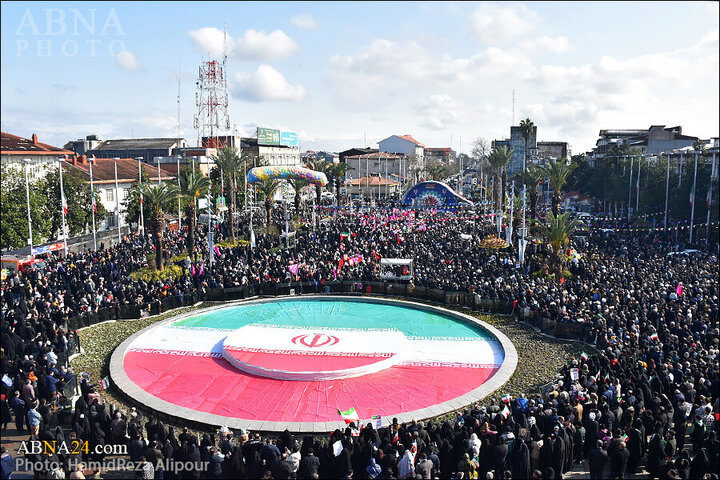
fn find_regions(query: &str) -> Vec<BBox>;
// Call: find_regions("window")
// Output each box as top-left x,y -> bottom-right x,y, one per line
106,190 -> 114,202
123,188 -> 130,200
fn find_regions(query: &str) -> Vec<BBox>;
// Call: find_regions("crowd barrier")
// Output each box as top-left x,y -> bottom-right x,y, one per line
62,280 -> 596,345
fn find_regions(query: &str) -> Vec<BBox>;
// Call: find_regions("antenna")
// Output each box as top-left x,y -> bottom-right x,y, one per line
512,89 -> 515,126
177,62 -> 182,139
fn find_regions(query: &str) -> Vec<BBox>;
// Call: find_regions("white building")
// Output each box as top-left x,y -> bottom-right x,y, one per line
378,134 -> 425,164
2,132 -> 77,180
345,152 -> 407,184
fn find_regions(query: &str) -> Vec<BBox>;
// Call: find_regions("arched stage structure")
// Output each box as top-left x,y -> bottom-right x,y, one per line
403,181 -> 473,210
110,296 -> 517,433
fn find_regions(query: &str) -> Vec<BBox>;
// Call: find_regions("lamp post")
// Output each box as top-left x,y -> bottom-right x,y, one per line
89,156 -> 97,250
157,157 -> 161,186
136,156 -> 145,237
113,157 -> 121,245
22,158 -> 33,256
627,155 -> 634,222
57,157 -> 69,255
177,155 -> 182,231
689,151 -> 699,244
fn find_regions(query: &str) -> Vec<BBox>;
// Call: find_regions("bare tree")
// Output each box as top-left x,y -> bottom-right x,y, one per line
471,138 -> 490,161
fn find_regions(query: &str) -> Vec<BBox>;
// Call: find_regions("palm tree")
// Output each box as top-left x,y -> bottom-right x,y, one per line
423,162 -> 448,182
257,179 -> 280,226
329,162 -> 354,206
487,146 -> 513,213
535,211 -> 584,277
212,145 -> 241,240
305,159 -> 329,204
143,183 -> 178,270
542,158 -> 578,216
519,118 -> 534,172
286,178 -> 308,214
179,170 -> 210,261
521,164 -> 544,220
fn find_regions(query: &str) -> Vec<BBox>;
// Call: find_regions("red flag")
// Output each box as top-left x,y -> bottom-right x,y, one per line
676,283 -> 682,297
373,251 -> 380,261
560,277 -> 565,285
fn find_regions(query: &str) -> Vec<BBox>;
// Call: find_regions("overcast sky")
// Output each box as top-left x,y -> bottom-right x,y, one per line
2,1 -> 718,155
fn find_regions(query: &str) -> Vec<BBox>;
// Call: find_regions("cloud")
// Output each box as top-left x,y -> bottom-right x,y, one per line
469,5 -> 537,44
291,13 -> 319,30
116,51 -> 141,71
522,35 -> 571,54
416,94 -> 462,130
188,27 -> 298,61
231,65 -> 306,102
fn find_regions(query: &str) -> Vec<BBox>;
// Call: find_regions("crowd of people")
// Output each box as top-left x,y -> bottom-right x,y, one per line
1,203 -> 718,479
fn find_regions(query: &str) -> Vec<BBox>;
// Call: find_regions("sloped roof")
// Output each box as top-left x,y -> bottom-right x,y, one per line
92,138 -> 183,150
1,132 -> 75,156
395,134 -> 424,146
62,158 -> 172,183
345,176 -> 399,186
345,152 -> 405,160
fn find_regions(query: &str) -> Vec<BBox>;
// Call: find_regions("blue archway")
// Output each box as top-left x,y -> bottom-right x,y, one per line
403,181 -> 473,209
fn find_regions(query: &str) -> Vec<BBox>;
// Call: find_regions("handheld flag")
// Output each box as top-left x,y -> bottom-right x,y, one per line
337,407 -> 359,424
501,393 -> 511,403
580,352 -> 589,362
676,283 -> 682,297
500,405 -> 511,419
649,332 -> 659,342
100,376 -> 111,390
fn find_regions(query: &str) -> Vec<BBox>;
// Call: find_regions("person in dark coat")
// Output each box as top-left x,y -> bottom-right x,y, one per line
298,447 -> 320,479
646,432 -> 666,478
511,441 -> 530,480
493,437 -> 509,480
551,433 -> 565,479
609,441 -> 629,480
588,440 -> 609,480
626,420 -> 644,474
688,448 -> 710,480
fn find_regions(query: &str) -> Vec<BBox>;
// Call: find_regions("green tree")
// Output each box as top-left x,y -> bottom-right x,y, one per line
542,158 -> 577,216
0,164 -> 52,251
143,183 -> 178,270
305,159 -> 330,204
42,166 -> 109,238
423,162 -> 448,181
257,179 -> 280,226
122,169 -> 153,236
521,164 -> 544,221
179,170 -> 211,261
535,211 -> 584,277
519,118 -> 534,172
212,146 -> 241,241
286,178 -> 308,214
329,162 -> 354,206
487,145 -> 512,213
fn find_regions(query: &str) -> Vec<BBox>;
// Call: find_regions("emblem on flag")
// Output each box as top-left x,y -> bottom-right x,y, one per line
100,376 -> 111,390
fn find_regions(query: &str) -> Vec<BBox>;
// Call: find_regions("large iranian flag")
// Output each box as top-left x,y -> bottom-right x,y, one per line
338,407 -> 359,424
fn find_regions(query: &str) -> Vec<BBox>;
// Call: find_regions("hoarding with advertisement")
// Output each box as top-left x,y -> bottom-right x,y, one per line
280,131 -> 299,146
257,127 -> 280,145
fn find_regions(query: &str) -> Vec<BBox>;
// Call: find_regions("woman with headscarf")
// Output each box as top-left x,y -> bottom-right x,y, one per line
688,448 -> 710,480
626,419 -> 644,474
469,432 -> 481,459
512,440 -> 530,480
646,430 -> 666,478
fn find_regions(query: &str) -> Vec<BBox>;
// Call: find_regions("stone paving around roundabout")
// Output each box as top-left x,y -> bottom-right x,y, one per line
110,296 -> 518,433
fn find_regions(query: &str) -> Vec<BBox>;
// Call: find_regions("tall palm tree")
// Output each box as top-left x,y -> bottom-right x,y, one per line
305,159 -> 329,204
535,211 -> 584,277
488,146 -> 513,213
257,179 -> 280,226
286,178 -> 308,213
330,162 -> 354,206
542,158 -> 578,216
212,145 -> 241,240
519,118 -> 534,173
521,164 -> 544,220
423,163 -> 448,182
179,170 -> 210,261
143,183 -> 178,270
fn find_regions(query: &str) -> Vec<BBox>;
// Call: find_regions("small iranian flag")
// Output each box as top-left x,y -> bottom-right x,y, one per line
501,394 -> 511,403
649,332 -> 659,341
61,191 -> 68,216
392,430 -> 399,443
580,352 -> 589,362
500,405 -> 511,419
92,190 -> 97,213
100,376 -> 111,390
337,407 -> 359,424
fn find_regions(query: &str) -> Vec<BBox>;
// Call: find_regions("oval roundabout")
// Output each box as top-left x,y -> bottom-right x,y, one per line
110,296 -> 518,433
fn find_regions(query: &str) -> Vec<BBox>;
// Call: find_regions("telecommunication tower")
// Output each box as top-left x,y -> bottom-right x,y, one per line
193,31 -> 231,148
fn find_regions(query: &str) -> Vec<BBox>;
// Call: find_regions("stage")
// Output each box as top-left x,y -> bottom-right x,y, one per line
110,296 -> 517,432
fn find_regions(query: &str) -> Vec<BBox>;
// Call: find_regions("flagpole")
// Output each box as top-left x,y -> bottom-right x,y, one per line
177,155 -> 182,231
23,158 -> 34,256
664,152 -> 670,235
114,157 -> 121,246
137,156 -> 145,237
689,151 -> 699,244
708,152 -> 717,244
635,154 -> 641,211
627,155 -> 633,222
57,157 -> 69,255
89,156 -> 97,251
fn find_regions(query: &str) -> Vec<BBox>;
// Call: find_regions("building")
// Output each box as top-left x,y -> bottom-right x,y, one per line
63,155 -> 172,231
536,141 -> 570,162
378,135 -> 425,164
344,176 -> 400,199
85,137 -> 189,164
2,132 -> 76,179
344,152 -> 407,185
240,137 -> 301,166
425,147 -> 456,164
492,125 -> 537,174
64,135 -> 104,156
587,125 -> 699,165
339,147 -> 378,165
302,151 -> 339,164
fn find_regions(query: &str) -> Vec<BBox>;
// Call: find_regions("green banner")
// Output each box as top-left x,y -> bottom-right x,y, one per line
258,127 -> 280,145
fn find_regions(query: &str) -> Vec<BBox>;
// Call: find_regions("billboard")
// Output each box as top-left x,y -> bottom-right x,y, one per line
257,127 -> 280,145
280,131 -> 299,146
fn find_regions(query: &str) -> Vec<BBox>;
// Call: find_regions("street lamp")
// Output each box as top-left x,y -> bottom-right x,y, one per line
177,155 -> 182,231
113,157 -> 121,245
136,156 -> 145,237
22,158 -> 33,255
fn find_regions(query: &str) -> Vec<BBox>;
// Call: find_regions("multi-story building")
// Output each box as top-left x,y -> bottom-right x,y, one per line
240,137 -> 301,166
339,147 -> 378,165
2,132 -> 76,180
587,125 -> 698,165
344,176 -> 400,199
302,151 -> 339,164
425,147 -> 456,164
64,134 -> 104,156
378,135 -> 425,164
536,141 -> 570,162
84,137 -> 189,165
344,152 -> 408,184
492,125 -> 537,174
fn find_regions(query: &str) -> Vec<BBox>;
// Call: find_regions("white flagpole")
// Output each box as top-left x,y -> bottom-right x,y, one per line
137,157 -> 145,236
636,155 -> 641,211
689,151 -> 699,244
627,155 -> 634,222
114,157 -> 121,246
57,157 -> 69,255
707,152 -> 717,244
664,152 -> 670,234
23,158 -> 33,256
89,156 -> 97,251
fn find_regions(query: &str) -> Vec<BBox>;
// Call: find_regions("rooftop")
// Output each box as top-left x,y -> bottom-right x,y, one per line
345,152 -> 406,160
345,176 -> 400,186
393,134 -> 425,147
63,157 -> 173,183
92,138 -> 185,150
1,132 -> 75,156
